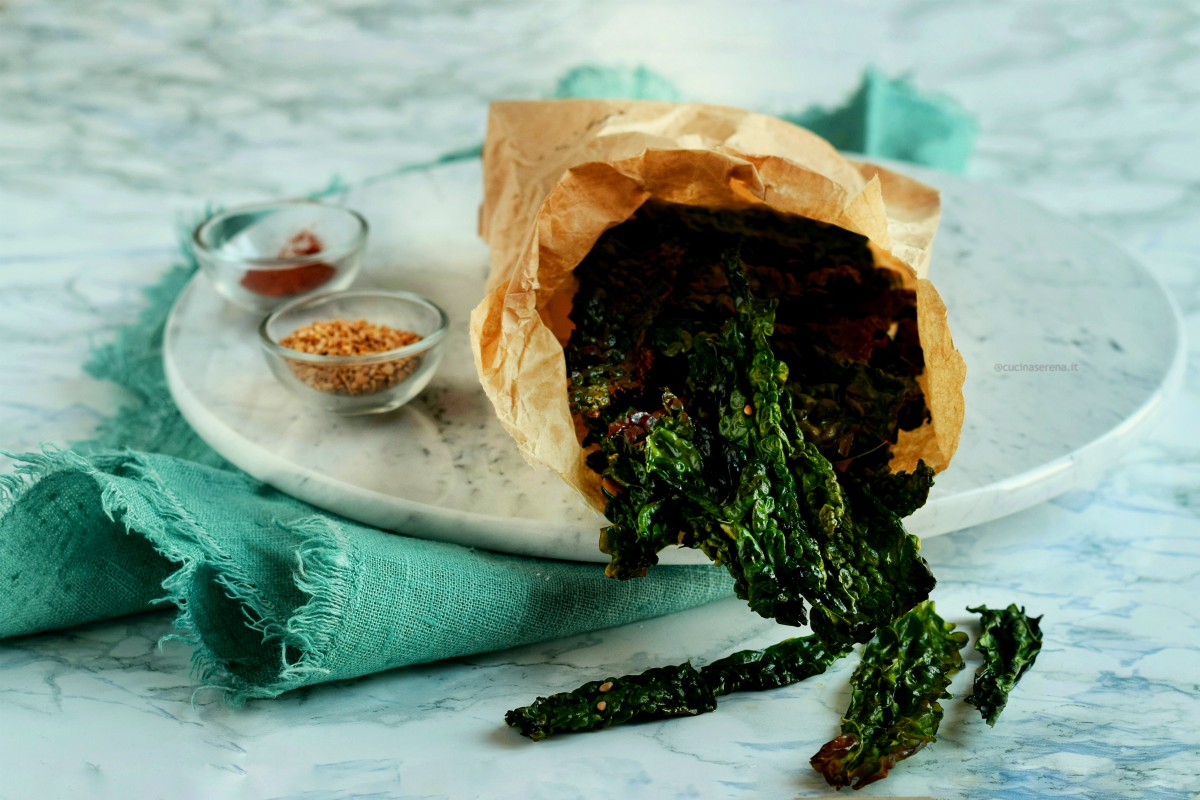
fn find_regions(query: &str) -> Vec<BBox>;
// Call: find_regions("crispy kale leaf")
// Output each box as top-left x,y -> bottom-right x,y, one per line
504,663 -> 715,742
568,201 -> 928,494
859,459 -> 935,519
589,248 -> 934,645
965,604 -> 1044,726
810,600 -> 968,790
702,633 -> 849,696
506,634 -> 848,741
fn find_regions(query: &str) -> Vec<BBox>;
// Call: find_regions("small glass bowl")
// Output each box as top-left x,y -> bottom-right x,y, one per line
259,290 -> 448,415
194,200 -> 367,312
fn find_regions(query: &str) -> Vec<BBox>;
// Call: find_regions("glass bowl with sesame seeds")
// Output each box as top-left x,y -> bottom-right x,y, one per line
258,290 -> 448,415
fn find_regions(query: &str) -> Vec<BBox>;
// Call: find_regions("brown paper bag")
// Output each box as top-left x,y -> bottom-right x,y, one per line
470,99 -> 965,512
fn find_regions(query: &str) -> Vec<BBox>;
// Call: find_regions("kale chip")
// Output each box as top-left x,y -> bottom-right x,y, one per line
505,633 -> 848,741
566,204 -> 936,646
966,603 -> 1044,726
810,600 -> 968,789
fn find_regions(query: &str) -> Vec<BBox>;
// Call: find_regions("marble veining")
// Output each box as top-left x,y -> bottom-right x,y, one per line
2,1 -> 1199,798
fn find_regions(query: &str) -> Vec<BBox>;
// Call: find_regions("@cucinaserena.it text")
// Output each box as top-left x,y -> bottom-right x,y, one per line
993,362 -> 1080,373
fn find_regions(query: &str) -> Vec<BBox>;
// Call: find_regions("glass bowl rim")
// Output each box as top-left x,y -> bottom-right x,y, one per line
193,199 -> 369,268
258,290 -> 449,365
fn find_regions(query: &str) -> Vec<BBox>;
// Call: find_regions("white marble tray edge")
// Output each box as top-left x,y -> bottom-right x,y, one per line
909,301 -> 1186,536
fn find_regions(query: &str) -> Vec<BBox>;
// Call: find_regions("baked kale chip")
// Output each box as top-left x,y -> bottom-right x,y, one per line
505,663 -> 716,742
965,603 -> 1044,726
505,633 -> 849,741
701,633 -> 848,696
566,203 -> 935,646
809,600 -> 968,790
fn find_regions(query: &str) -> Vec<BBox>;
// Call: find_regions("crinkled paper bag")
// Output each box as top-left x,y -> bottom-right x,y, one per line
470,99 -> 965,512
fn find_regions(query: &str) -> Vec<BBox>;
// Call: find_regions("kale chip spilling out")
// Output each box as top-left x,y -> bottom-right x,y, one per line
505,633 -> 849,741
505,601 -> 1045,789
810,600 -> 968,789
966,603 -> 1045,726
564,201 -> 936,646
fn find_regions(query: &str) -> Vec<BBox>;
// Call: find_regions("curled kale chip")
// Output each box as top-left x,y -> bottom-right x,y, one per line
567,205 -> 935,646
966,604 -> 1044,726
809,600 -> 968,790
505,633 -> 849,741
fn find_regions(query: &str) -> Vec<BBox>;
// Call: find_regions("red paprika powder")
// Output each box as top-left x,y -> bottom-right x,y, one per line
240,229 -> 336,297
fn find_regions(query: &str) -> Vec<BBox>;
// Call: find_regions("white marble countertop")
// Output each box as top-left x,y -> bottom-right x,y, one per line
2,2 -> 1198,798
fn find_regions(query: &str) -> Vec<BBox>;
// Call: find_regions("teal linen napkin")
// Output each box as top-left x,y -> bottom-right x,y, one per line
0,450 -> 727,699
784,67 -> 976,173
0,66 -> 975,702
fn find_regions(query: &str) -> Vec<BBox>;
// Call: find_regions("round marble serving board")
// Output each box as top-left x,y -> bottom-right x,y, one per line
164,157 -> 1185,564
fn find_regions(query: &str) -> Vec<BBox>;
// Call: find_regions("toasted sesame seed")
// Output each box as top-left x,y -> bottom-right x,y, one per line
279,318 -> 421,396
743,404 -> 753,415
595,701 -> 607,712
598,681 -> 613,693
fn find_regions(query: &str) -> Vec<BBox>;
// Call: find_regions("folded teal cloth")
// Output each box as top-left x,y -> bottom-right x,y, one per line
784,67 -> 976,173
557,65 -> 976,172
0,66 -> 975,702
0,450 -> 727,699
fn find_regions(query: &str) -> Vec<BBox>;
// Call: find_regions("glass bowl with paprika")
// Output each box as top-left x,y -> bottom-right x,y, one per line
258,290 -> 448,415
193,200 -> 367,312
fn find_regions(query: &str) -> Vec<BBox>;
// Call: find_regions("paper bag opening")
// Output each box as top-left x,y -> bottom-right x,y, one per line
470,99 -> 966,513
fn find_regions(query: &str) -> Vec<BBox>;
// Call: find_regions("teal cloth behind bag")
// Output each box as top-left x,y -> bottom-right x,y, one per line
0,66 -> 975,703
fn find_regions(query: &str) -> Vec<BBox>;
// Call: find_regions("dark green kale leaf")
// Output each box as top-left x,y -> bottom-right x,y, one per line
856,459 -> 935,519
965,604 -> 1044,726
701,633 -> 850,695
504,662 -> 716,742
783,346 -> 927,468
566,237 -> 682,423
594,250 -> 934,646
506,633 -> 848,741
809,600 -> 968,790
566,201 -> 929,485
